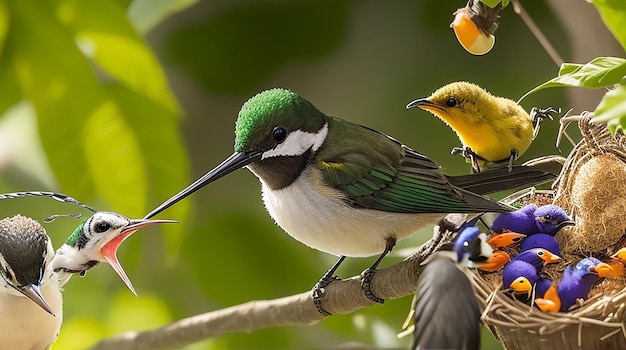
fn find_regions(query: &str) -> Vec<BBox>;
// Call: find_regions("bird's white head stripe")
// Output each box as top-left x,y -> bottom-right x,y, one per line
262,122 -> 328,159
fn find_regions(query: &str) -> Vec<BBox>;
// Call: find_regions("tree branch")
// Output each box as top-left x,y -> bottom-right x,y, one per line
90,217 -> 460,350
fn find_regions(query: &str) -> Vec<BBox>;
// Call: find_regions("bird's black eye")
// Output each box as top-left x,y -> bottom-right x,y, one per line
537,250 -> 544,256
95,222 -> 110,233
544,214 -> 552,220
272,127 -> 287,143
446,97 -> 458,107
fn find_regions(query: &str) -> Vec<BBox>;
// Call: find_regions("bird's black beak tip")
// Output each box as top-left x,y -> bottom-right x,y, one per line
405,98 -> 430,110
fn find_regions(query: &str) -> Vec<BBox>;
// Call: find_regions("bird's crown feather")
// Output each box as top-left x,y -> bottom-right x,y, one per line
234,88 -> 326,152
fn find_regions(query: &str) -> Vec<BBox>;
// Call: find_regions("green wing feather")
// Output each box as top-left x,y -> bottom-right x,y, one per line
317,117 -> 511,213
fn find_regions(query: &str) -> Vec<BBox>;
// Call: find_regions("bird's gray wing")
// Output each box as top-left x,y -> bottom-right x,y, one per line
413,256 -> 481,350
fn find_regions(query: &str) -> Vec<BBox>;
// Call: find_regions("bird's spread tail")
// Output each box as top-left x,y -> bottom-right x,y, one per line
446,155 -> 564,195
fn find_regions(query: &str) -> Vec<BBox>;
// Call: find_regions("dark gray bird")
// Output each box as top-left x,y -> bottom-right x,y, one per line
412,226 -> 491,350
0,215 -> 62,350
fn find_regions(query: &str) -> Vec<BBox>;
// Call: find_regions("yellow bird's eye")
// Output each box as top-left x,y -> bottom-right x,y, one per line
446,97 -> 458,107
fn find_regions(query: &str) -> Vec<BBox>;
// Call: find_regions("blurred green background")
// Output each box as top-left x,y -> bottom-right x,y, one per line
0,0 -> 622,349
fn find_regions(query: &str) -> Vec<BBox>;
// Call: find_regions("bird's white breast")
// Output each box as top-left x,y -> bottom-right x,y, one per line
258,166 -> 442,257
0,270 -> 62,350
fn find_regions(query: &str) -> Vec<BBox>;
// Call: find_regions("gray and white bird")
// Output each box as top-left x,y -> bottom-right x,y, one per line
412,225 -> 492,350
0,215 -> 62,350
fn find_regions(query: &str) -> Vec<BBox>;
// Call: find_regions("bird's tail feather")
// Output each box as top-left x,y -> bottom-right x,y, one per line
446,155 -> 565,195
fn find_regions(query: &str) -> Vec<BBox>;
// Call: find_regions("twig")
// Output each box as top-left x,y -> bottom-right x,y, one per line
90,222 -> 457,350
511,0 -> 563,67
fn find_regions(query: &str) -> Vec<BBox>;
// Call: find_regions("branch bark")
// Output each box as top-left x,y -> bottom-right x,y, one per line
90,217 -> 461,350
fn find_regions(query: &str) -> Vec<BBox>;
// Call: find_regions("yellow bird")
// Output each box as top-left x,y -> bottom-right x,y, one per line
406,81 -> 556,173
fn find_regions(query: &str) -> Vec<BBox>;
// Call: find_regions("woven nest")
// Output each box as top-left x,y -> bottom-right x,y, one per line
471,112 -> 626,350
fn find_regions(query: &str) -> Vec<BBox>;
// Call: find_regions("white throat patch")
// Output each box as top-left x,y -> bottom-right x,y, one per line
261,122 -> 328,159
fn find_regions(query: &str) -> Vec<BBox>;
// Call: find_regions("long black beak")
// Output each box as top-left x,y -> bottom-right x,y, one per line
144,151 -> 263,219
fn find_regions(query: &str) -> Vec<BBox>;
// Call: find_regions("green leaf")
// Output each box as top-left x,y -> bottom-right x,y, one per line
7,1 -> 182,218
107,84 -> 189,255
591,0 -> 626,52
594,79 -> 626,132
82,100 -> 148,216
7,0 -> 100,198
519,57 -> 626,101
128,0 -> 200,34
0,0 -> 8,57
0,54 -> 20,117
54,316 -> 106,350
53,0 -> 180,114
56,292 -> 172,349
105,291 -> 171,333
110,0 -> 133,9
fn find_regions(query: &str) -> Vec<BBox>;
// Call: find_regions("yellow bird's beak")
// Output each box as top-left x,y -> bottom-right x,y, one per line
406,98 -> 442,113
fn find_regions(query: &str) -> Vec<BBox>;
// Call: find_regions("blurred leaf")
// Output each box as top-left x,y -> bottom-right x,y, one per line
0,102 -> 57,188
110,0 -> 132,9
105,291 -> 172,333
56,292 -> 172,349
55,0 -> 180,114
519,57 -> 626,101
591,0 -> 626,52
107,84 -> 190,254
594,79 -> 626,132
54,317 -> 106,350
7,0 -> 100,198
0,0 -> 8,57
7,1 -> 187,218
82,100 -> 148,216
0,54 -> 20,117
128,0 -> 200,34
165,0 -> 349,93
